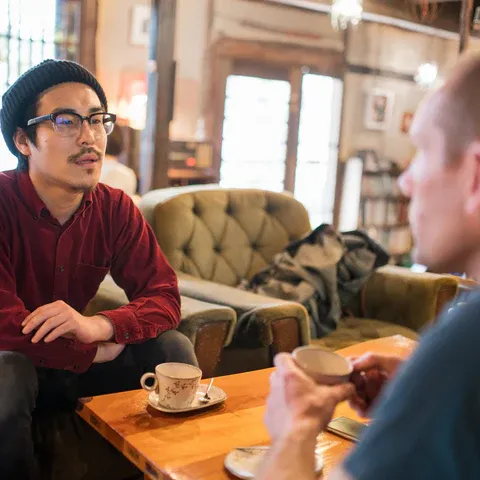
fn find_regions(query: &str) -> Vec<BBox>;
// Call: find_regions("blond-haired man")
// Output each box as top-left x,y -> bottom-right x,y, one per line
260,52 -> 480,480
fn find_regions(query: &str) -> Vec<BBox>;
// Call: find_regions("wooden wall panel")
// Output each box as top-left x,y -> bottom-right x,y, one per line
79,0 -> 98,74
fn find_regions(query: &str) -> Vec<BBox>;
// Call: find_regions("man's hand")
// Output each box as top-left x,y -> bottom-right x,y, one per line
265,353 -> 355,442
349,352 -> 404,417
93,343 -> 125,363
21,301 -> 114,344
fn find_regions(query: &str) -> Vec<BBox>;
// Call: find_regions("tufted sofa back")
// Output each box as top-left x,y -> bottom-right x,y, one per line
140,186 -> 311,286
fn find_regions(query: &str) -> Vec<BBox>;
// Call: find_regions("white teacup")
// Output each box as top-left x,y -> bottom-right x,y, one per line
292,346 -> 352,385
140,362 -> 202,410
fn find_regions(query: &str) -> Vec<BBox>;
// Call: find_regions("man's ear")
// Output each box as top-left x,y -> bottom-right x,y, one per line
13,128 -> 32,157
465,141 -> 480,216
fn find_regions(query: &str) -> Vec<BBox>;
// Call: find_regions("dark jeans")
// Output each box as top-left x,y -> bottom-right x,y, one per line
0,330 -> 198,480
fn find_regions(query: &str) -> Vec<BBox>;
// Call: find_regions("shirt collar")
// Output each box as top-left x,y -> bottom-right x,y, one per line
16,170 -> 93,219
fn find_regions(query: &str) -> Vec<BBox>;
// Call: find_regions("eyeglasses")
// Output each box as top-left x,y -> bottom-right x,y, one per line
27,111 -> 117,137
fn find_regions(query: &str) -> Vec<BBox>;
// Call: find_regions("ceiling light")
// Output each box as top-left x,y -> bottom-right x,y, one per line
415,62 -> 438,89
331,0 -> 363,30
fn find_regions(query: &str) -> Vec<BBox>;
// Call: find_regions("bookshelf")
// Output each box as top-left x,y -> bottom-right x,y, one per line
340,150 -> 413,265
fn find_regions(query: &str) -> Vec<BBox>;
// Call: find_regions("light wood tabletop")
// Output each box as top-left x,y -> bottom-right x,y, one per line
76,335 -> 417,480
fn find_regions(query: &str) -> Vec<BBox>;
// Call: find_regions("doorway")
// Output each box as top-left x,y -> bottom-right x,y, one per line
218,68 -> 342,227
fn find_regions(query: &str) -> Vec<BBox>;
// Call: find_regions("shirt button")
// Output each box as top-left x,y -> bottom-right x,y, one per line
73,364 -> 79,370
59,265 -> 65,272
32,215 -> 38,220
124,333 -> 130,340
39,359 -> 45,365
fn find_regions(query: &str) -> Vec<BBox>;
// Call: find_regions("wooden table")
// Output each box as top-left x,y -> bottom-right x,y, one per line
76,335 -> 416,480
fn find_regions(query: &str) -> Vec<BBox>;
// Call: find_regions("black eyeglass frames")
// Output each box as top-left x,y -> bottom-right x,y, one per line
27,111 -> 117,137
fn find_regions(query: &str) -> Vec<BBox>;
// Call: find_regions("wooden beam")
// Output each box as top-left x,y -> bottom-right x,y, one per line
459,0 -> 474,53
208,53 -> 232,180
79,0 -> 98,74
140,0 -> 176,193
333,27 -> 349,229
347,64 -> 415,83
259,0 -> 461,37
284,67 -> 302,193
213,38 -> 345,78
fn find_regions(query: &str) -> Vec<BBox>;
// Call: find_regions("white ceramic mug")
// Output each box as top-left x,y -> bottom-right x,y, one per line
140,362 -> 202,410
292,346 -> 352,385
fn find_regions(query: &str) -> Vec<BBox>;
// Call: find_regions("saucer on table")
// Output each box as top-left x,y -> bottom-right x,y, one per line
147,384 -> 227,413
224,446 -> 324,479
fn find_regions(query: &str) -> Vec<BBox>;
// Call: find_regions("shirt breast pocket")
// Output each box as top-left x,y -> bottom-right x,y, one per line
75,263 -> 111,307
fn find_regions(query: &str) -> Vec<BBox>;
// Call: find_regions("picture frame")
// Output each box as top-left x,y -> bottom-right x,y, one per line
130,5 -> 150,47
364,88 -> 394,131
400,112 -> 414,134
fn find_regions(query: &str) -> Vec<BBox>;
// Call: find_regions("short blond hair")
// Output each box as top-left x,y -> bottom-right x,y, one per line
434,52 -> 480,158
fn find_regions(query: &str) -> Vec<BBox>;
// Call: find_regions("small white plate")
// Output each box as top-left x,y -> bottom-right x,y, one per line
147,384 -> 227,413
224,446 -> 324,479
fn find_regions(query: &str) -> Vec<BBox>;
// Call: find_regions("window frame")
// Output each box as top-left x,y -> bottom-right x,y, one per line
0,0 -> 97,172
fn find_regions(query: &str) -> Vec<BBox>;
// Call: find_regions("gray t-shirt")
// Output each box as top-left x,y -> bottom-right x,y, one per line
344,293 -> 480,480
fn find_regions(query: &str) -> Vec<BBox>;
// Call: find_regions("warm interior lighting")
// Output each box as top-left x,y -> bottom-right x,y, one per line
331,0 -> 363,30
473,7 -> 480,31
415,62 -> 438,89
186,157 -> 196,167
126,93 -> 148,130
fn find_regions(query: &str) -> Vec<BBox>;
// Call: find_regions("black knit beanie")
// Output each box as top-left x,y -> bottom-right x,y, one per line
0,59 -> 108,156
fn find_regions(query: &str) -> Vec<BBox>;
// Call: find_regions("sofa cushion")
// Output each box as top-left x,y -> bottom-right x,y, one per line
140,188 -> 311,286
311,316 -> 418,351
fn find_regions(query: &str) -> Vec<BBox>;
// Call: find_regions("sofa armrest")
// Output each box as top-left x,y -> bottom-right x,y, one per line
84,275 -> 237,377
178,274 -> 310,351
360,266 -> 459,331
179,296 -> 236,377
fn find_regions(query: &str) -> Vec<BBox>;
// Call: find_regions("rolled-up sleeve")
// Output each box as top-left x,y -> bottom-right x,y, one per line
0,233 -> 97,372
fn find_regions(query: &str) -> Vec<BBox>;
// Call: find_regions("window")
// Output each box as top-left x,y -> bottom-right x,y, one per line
219,75 -> 291,192
294,74 -> 343,227
218,72 -> 342,227
0,0 -> 81,171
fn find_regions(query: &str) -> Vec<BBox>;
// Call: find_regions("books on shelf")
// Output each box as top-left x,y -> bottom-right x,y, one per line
361,172 -> 402,198
353,151 -> 412,260
388,227 -> 412,255
361,199 -> 408,228
340,151 -> 412,263
364,226 -> 412,256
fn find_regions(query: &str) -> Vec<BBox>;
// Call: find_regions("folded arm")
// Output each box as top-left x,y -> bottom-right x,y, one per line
0,237 -> 97,372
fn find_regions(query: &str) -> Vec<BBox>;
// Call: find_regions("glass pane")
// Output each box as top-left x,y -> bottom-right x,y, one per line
294,74 -> 343,227
8,0 -> 21,38
0,0 -> 65,172
0,2 -> 9,36
222,139 -> 286,164
219,75 -> 290,192
7,37 -> 20,85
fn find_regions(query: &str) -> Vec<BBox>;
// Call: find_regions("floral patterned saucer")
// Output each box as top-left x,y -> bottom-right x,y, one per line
224,446 -> 324,479
148,384 -> 227,413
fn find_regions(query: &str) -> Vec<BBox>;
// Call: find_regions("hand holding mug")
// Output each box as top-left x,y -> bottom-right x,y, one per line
349,352 -> 404,417
265,353 -> 354,442
292,345 -> 353,385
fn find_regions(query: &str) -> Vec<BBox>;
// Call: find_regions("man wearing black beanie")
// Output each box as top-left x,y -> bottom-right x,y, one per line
0,59 -> 198,479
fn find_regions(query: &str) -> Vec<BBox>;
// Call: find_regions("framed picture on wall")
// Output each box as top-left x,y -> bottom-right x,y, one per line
364,88 -> 395,131
130,5 -> 150,47
401,112 -> 414,134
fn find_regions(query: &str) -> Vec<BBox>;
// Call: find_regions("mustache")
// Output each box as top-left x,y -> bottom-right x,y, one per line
68,148 -> 102,164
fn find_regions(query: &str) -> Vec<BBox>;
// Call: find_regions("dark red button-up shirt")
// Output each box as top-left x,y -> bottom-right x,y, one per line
0,170 -> 180,372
